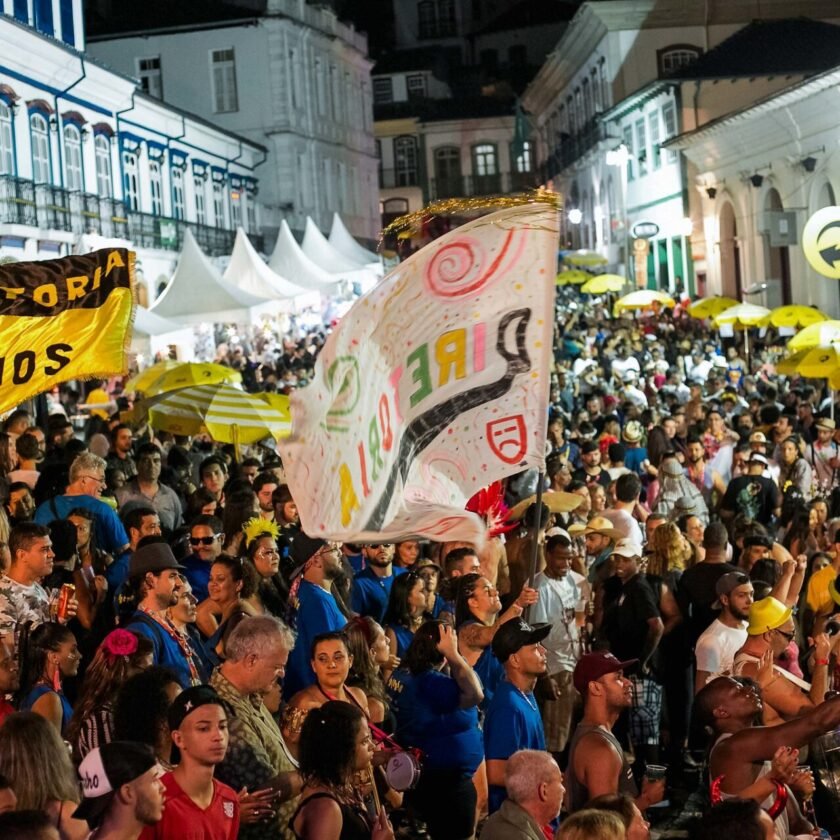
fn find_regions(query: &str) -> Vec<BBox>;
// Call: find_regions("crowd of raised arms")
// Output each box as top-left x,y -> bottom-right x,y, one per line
2,292 -> 840,840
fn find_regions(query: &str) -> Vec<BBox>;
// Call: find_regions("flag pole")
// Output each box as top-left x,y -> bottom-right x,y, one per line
524,472 -> 545,623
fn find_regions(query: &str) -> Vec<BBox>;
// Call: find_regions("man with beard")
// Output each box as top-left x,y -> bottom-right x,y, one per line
5,482 -> 35,526
253,474 -> 278,523
141,686 -> 241,839
351,542 -> 405,623
73,742 -> 165,840
484,618 -> 551,813
573,441 -> 611,489
695,572 -> 753,689
107,424 -> 137,480
805,416 -> 840,488
284,535 -> 347,697
124,542 -> 198,688
566,652 -> 664,813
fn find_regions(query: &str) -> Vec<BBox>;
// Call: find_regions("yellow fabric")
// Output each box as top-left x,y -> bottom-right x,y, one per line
806,564 -> 838,614
86,387 -> 111,420
0,248 -> 135,415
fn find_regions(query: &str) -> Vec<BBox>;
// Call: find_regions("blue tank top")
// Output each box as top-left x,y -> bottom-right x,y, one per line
22,684 -> 73,734
388,624 -> 415,658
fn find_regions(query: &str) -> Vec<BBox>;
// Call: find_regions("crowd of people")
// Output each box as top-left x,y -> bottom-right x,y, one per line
1,288 -> 840,840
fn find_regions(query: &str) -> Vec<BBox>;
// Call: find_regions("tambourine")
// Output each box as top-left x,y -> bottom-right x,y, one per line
710,774 -> 788,820
384,752 -> 421,791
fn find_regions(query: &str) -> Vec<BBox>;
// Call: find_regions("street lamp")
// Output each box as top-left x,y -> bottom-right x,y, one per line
568,208 -> 582,225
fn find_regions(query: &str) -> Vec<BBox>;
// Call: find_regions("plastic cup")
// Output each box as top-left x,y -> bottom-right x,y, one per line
645,764 -> 668,782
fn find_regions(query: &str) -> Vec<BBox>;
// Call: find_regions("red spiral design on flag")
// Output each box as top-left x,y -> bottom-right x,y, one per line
424,238 -> 485,298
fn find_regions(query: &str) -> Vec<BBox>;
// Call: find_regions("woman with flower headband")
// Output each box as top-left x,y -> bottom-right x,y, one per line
65,628 -> 154,762
242,517 -> 290,615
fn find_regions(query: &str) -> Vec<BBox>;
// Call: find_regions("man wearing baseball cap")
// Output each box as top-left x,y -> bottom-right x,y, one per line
694,572 -> 753,689
719,455 -> 781,527
566,652 -> 664,813
73,741 -> 164,838
139,686 -> 242,839
806,416 -> 839,487
123,540 -> 201,689
484,618 -> 551,814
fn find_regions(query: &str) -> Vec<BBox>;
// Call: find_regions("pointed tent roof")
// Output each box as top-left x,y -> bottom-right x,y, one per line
224,227 -> 315,301
328,213 -> 379,265
301,217 -> 366,273
267,221 -> 339,291
150,229 -> 265,323
133,305 -> 184,337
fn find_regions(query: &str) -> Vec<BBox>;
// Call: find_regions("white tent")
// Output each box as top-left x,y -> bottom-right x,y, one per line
267,220 -> 339,292
328,212 -> 380,266
224,228 -> 320,311
301,217 -> 381,292
150,229 -> 266,324
131,306 -> 195,361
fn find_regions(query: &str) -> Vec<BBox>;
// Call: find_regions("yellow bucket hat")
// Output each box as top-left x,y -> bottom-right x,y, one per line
747,596 -> 793,636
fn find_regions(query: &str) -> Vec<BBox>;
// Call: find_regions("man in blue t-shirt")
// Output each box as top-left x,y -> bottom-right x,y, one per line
179,514 -> 224,604
284,534 -> 347,698
484,617 -> 550,814
350,543 -> 405,622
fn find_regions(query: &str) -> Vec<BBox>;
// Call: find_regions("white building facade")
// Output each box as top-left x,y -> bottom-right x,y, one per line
87,0 -> 380,246
0,0 -> 266,306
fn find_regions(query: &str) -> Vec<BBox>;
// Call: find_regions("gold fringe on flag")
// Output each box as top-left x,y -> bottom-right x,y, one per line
378,188 -> 563,251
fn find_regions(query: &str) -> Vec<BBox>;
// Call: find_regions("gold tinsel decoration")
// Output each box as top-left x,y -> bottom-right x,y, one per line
378,188 -> 563,250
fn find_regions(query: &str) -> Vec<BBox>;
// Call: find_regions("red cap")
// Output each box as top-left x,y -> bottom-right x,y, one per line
573,651 -> 638,696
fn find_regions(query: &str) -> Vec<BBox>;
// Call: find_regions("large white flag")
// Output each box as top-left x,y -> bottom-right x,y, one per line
279,204 -> 559,544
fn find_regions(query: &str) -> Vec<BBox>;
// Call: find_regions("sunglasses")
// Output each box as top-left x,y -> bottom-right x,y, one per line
190,534 -> 222,546
774,628 -> 795,642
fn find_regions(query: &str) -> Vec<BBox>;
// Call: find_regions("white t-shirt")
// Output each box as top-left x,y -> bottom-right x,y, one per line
532,571 -> 580,674
612,357 -> 640,379
695,618 -> 748,682
601,508 -> 644,545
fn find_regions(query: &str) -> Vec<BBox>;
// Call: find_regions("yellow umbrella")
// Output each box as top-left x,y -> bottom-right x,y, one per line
769,305 -> 828,329
555,269 -> 591,286
776,349 -> 811,376
124,360 -> 181,394
614,289 -> 675,314
581,274 -> 626,294
256,393 -> 292,438
687,296 -> 738,319
795,345 -> 840,378
564,250 -> 608,267
144,382 -> 289,446
713,303 -> 771,328
787,320 -> 840,350
140,362 -> 242,398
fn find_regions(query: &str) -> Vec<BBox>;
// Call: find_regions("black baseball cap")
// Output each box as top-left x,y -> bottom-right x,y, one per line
743,534 -> 773,549
492,618 -> 551,663
168,685 -> 225,731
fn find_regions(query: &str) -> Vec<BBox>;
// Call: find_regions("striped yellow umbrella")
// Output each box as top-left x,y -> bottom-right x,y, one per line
769,305 -> 828,329
140,362 -> 242,398
776,349 -> 811,376
713,303 -> 771,329
555,269 -> 591,286
144,382 -> 289,445
614,289 -> 675,314
687,296 -> 738,320
256,393 -> 292,438
581,274 -> 626,294
787,320 -> 840,350
564,250 -> 608,267
124,360 -> 181,394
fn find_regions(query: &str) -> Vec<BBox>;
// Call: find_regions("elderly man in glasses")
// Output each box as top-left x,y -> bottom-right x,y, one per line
732,596 -> 838,725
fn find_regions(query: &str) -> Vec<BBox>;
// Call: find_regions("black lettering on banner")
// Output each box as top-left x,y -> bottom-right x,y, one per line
12,350 -> 35,385
0,345 -> 74,386
45,343 -> 72,375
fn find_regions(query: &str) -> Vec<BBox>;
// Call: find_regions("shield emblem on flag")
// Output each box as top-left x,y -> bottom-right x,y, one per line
486,415 -> 528,465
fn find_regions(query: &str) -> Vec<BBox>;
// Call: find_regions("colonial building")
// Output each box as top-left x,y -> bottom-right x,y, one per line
0,0 -> 265,305
85,0 -> 380,247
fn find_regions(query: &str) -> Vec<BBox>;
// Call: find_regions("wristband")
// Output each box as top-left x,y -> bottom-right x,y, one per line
816,658 -> 830,666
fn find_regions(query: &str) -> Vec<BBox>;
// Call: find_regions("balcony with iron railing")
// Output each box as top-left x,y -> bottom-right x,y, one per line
378,168 -> 421,189
0,174 -> 261,255
542,120 -> 608,181
428,170 -> 537,201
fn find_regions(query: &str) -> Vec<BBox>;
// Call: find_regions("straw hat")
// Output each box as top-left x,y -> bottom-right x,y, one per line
506,491 -> 584,522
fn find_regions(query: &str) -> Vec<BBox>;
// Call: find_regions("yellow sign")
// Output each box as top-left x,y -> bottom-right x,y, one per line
633,238 -> 649,288
0,249 -> 135,415
803,206 -> 840,279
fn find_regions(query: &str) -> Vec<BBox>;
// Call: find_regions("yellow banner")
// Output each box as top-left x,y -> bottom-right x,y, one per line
0,248 -> 135,415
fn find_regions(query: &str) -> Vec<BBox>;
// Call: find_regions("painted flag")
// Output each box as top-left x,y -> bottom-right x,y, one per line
279,203 -> 559,544
0,249 -> 135,415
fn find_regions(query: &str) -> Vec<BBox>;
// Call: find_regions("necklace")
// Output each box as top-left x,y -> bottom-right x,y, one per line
517,687 -> 538,712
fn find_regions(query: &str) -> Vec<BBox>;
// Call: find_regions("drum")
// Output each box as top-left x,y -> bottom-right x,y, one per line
384,752 -> 421,791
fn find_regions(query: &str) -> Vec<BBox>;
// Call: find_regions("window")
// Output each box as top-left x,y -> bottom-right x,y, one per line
373,78 -> 393,104
407,74 -> 426,98
34,0 -> 53,37
622,124 -> 634,181
246,197 -> 256,233
94,135 -> 112,197
418,0 -> 455,39
122,150 -> 139,210
657,45 -> 701,77
60,0 -> 75,46
0,103 -> 13,175
434,146 -> 461,194
574,88 -> 584,129
211,48 -> 238,113
635,119 -> 647,176
472,144 -> 497,176
509,45 -> 527,66
661,102 -> 678,163
30,114 -> 50,183
438,0 -> 455,35
172,167 -> 185,220
598,60 -> 608,110
149,161 -> 163,216
394,136 -> 418,186
418,1 -> 436,38
213,182 -> 225,227
194,177 -> 206,225
63,124 -> 83,192
331,66 -> 340,120
137,57 -> 163,100
289,50 -> 298,111
514,140 -> 532,173
315,59 -> 326,115
13,0 -> 27,23
558,105 -> 567,136
648,111 -> 661,170
591,68 -> 602,112
566,95 -> 576,135
582,78 -> 592,123
230,188 -> 241,227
